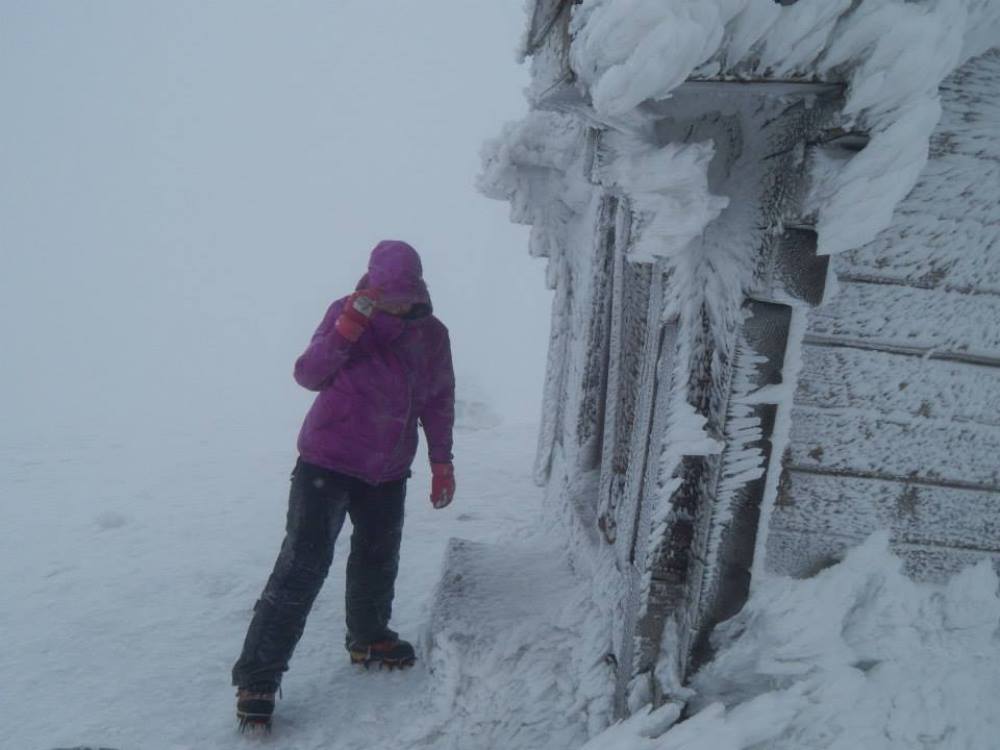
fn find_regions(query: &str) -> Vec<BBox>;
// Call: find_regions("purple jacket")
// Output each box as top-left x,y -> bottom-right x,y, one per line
294,241 -> 455,485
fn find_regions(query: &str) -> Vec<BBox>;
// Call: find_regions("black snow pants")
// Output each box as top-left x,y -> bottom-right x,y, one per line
232,458 -> 406,689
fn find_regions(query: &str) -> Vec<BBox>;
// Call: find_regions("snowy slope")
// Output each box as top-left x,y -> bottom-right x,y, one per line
1,420 -> 595,750
2,3 -> 565,747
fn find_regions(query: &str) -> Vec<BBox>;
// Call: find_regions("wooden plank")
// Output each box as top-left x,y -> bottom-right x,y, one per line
741,299 -> 792,388
805,279 -> 1000,361
631,318 -> 681,578
770,470 -> 1000,554
620,263 -> 668,570
576,195 -> 618,469
700,404 -> 776,620
766,526 -> 1000,583
525,0 -> 572,54
796,344 -> 1000,428
533,261 -> 571,484
789,406 -> 1000,489
675,80 -> 843,96
657,301 -> 791,674
597,206 -> 651,548
757,227 -> 830,307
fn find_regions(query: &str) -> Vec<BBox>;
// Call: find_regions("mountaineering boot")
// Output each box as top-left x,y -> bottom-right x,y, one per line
347,634 -> 416,669
236,684 -> 277,732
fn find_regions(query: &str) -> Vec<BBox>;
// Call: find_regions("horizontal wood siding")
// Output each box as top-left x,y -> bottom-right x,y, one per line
771,51 -> 1000,582
767,527 -> 1000,583
771,471 -> 1000,553
805,280 -> 1000,361
788,406 -> 1000,490
796,344 -> 1000,428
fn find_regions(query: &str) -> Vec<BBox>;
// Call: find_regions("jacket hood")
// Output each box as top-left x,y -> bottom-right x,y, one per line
356,240 -> 432,310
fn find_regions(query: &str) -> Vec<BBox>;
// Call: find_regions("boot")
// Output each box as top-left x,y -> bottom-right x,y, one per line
346,634 -> 416,669
236,684 -> 277,732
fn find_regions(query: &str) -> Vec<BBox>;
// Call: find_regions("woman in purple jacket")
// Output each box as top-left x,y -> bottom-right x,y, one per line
233,240 -> 455,731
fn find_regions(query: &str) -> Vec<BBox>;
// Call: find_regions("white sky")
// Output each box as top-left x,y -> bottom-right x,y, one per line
0,1 -> 550,450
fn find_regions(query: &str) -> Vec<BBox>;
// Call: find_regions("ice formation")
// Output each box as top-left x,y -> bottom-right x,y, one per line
567,0 -> 1000,255
479,0 -> 1000,745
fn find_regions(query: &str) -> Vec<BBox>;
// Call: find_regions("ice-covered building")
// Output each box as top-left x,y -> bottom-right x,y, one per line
478,0 -> 1000,717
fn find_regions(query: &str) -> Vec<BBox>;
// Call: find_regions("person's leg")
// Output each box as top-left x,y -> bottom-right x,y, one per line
344,477 -> 406,645
232,462 -> 350,689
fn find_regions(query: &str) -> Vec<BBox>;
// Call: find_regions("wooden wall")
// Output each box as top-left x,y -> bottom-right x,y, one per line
766,50 -> 1000,582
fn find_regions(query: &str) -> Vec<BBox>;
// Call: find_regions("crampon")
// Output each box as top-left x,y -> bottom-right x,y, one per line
236,687 -> 276,733
347,637 -> 416,670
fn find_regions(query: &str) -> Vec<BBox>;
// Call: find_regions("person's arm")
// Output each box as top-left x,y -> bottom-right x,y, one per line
293,293 -> 376,391
421,330 -> 456,507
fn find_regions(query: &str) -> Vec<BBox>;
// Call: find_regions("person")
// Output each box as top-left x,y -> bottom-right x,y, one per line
232,240 -> 456,731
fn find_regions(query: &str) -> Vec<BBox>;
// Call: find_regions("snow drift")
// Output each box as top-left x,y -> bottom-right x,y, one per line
582,532 -> 1000,750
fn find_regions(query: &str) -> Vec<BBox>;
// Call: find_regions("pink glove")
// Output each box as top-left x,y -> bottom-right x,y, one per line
430,463 -> 455,509
334,290 -> 379,342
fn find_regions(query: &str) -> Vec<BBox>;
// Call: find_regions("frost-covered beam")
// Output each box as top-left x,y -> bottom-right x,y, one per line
524,0 -> 575,57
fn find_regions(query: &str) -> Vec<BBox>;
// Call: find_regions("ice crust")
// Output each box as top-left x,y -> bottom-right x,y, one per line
581,532 -> 1000,749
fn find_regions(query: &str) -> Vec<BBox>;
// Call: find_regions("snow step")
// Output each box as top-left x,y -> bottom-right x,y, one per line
426,537 -> 602,748
429,538 -> 577,649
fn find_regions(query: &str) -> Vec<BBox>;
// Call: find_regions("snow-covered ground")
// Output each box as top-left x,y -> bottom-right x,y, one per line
5,3 -> 1000,749
8,422 -> 1000,750
1,5 -> 561,745
1,417 -> 572,750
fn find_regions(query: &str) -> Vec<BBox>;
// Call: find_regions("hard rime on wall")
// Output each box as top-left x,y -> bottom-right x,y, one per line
483,1 -> 1000,718
768,50 -> 1000,583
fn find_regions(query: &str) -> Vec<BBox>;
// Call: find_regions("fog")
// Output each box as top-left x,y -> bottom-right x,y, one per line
0,1 -> 548,450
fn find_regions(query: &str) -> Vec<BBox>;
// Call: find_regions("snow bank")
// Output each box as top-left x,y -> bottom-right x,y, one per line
581,532 -> 1000,750
569,0 -> 1000,254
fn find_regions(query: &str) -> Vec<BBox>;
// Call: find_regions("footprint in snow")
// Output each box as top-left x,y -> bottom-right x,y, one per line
95,511 -> 128,531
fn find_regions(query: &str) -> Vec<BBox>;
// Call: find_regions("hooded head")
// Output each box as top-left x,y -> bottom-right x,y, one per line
357,240 -> 432,313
